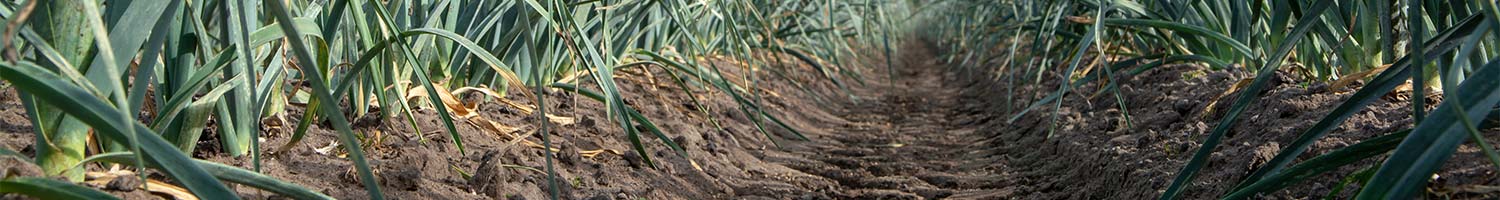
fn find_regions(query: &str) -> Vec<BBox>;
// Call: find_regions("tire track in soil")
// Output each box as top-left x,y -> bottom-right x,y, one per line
767,41 -> 1010,199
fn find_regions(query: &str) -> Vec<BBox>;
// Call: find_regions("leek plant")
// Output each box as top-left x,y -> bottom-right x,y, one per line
0,0 -> 910,199
924,0 -> 1500,199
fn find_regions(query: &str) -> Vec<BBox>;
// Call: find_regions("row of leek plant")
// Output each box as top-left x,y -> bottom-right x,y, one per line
0,0 -> 911,199
922,0 -> 1500,199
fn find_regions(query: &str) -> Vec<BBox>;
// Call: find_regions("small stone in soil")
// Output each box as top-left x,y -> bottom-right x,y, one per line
624,150 -> 644,168
673,136 -> 689,146
383,169 -> 422,191
559,146 -> 580,165
0,156 -> 43,178
106,176 -> 142,191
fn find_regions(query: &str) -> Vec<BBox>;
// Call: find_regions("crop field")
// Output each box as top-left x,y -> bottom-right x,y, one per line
1,0 -> 1499,199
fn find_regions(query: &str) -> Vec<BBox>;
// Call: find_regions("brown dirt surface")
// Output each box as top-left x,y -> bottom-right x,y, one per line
2,39 -> 1500,199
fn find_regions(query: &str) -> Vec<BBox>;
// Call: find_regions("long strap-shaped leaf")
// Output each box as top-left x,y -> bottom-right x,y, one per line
1098,18 -> 1258,61
277,26 -> 538,155
1047,2 -> 1107,138
549,83 -> 690,158
0,177 -> 119,200
1158,0 -> 1336,199
1355,59 -> 1500,198
1221,130 -> 1410,199
263,0 -> 384,199
81,152 -> 335,200
0,61 -> 237,199
359,0 -> 517,156
1234,14 -> 1489,191
637,51 -> 812,142
82,0 -> 172,97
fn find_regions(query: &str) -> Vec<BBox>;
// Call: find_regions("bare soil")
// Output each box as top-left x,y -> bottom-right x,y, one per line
3,40 -> 1499,199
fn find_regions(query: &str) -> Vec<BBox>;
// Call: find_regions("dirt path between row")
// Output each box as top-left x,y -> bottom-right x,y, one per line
761,41 -> 1011,199
753,36 -> 1489,199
